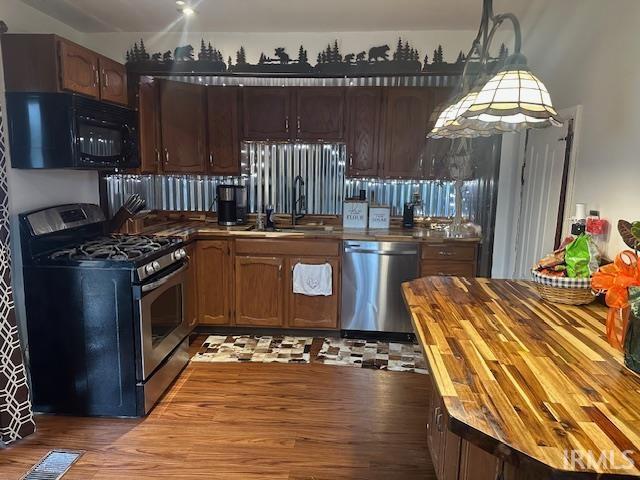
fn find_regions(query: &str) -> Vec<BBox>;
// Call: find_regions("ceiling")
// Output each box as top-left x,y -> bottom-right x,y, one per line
19,0 -> 534,33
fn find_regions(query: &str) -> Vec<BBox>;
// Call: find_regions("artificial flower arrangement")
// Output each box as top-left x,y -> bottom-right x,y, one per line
591,221 -> 640,372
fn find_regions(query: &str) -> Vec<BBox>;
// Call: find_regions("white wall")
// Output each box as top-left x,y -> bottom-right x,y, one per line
512,0 -> 640,260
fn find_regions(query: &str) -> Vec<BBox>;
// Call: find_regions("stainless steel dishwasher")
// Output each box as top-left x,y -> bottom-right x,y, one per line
341,240 -> 419,334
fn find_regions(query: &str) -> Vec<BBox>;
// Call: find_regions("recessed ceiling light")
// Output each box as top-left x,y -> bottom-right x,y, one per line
175,1 -> 185,5
182,6 -> 195,16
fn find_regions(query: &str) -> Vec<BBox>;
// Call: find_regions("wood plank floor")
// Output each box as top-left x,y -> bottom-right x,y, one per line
0,337 -> 435,479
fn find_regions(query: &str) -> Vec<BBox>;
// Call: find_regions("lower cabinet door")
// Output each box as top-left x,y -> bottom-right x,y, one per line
185,243 -> 198,329
235,256 -> 285,327
458,440 -> 499,480
287,257 -> 340,329
197,240 -> 232,325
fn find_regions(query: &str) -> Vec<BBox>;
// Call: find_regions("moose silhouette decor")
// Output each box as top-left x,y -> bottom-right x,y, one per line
125,37 -> 468,76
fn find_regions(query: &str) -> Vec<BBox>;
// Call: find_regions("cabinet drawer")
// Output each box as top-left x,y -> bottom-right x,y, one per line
421,262 -> 475,277
421,243 -> 476,262
235,239 -> 340,257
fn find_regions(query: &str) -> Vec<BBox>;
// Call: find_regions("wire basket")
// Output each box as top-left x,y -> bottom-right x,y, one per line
531,270 -> 595,305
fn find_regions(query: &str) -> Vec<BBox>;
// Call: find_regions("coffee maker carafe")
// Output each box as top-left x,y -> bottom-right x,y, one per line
217,185 -> 247,226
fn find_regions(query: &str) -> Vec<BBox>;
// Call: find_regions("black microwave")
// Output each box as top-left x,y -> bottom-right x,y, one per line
5,92 -> 139,170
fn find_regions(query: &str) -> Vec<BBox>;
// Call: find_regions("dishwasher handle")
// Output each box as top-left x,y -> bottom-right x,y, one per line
344,247 -> 419,255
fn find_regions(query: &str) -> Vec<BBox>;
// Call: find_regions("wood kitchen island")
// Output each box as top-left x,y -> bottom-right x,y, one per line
402,277 -> 640,479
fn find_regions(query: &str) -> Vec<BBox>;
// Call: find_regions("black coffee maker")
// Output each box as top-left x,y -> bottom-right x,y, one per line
217,185 -> 247,226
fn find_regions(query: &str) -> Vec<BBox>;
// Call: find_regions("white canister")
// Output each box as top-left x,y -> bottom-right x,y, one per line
368,206 -> 390,229
343,200 -> 368,229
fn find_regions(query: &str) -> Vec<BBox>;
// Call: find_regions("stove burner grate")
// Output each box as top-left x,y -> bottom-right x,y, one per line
47,235 -> 177,262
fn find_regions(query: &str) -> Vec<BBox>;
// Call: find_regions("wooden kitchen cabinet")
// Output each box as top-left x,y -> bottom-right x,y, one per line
242,87 -> 292,141
458,441 -> 499,480
1,34 -> 128,105
197,240 -> 233,325
159,79 -> 207,173
420,243 -> 478,278
233,239 -> 340,329
295,87 -> 345,141
184,243 -> 198,329
235,256 -> 285,327
58,39 -> 100,98
137,76 -> 161,174
381,87 -> 435,179
286,257 -> 340,329
207,86 -> 241,175
346,87 -> 382,177
99,55 -> 128,105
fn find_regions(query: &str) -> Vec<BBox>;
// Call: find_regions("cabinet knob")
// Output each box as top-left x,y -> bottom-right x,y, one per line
209,153 -> 213,166
164,149 -> 169,164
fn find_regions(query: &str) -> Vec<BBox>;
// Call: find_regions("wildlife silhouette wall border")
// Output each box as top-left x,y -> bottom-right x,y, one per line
124,38 -> 509,76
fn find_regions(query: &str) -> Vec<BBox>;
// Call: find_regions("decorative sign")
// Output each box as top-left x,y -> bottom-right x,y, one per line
369,206 -> 391,229
124,37 -> 511,76
343,200 -> 368,229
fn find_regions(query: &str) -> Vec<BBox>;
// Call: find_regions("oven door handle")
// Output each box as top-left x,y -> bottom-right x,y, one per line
141,263 -> 188,293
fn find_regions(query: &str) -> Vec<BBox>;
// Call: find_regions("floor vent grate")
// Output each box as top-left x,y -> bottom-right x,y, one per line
21,450 -> 84,480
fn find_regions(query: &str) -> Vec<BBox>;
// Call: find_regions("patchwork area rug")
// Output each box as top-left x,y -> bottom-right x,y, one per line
192,335 -> 312,364
316,338 -> 428,374
191,335 -> 427,374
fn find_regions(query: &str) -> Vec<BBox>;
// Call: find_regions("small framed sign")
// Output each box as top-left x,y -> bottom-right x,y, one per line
369,206 -> 390,229
343,200 -> 368,229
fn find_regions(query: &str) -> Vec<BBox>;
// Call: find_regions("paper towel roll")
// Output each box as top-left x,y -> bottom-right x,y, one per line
574,203 -> 587,220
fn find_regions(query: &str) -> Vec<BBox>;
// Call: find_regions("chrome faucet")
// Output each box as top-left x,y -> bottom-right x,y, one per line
292,175 -> 306,226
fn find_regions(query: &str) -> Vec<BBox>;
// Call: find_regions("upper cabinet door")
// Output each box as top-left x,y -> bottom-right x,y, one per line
207,86 -> 240,175
58,39 -> 100,98
382,87 -> 435,179
159,79 -> 207,174
346,87 -> 382,177
138,76 -> 161,174
242,87 -> 291,141
294,87 -> 345,141
99,56 -> 128,106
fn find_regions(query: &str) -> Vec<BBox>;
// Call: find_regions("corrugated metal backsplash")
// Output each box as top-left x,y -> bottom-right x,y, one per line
106,142 -> 466,218
165,75 -> 458,88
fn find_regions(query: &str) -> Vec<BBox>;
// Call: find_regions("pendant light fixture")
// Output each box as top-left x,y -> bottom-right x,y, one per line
428,0 -> 561,138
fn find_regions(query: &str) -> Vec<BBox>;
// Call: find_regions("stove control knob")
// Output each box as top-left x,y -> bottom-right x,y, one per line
178,248 -> 187,259
152,261 -> 161,271
145,263 -> 156,274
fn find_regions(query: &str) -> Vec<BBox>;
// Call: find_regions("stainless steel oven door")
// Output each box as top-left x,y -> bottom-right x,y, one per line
137,262 -> 190,380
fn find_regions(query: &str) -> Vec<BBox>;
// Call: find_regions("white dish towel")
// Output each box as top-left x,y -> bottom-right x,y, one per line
292,263 -> 333,296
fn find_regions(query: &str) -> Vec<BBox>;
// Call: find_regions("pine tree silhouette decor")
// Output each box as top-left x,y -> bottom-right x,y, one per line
236,46 -> 247,65
298,45 -> 308,64
125,36 -> 461,75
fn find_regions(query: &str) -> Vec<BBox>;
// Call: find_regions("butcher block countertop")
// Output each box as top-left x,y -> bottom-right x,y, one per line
402,277 -> 640,478
137,220 -> 482,244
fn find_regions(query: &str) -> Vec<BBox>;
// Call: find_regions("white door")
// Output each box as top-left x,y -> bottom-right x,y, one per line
513,118 -> 574,279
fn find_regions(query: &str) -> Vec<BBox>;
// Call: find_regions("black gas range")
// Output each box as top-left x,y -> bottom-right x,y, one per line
20,203 -> 191,417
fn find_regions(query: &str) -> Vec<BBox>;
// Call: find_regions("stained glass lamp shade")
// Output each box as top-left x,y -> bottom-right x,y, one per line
434,90 -> 494,138
460,66 -> 562,131
429,101 -> 459,138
